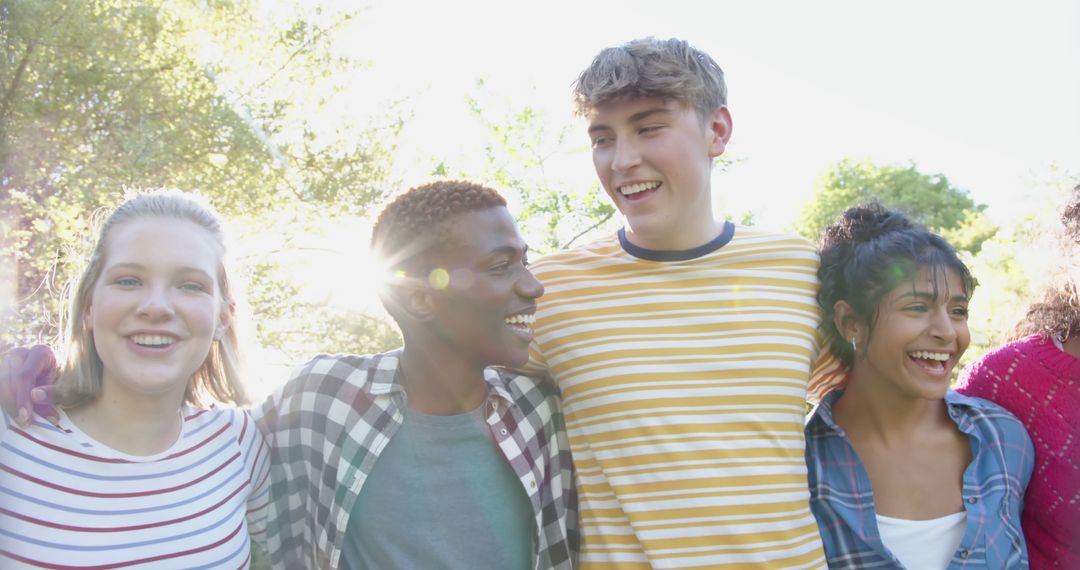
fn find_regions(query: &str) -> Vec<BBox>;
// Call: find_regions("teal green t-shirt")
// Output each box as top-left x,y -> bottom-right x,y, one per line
342,402 -> 536,570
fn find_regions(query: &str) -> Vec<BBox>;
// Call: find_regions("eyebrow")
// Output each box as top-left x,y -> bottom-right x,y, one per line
587,107 -> 673,134
896,290 -> 969,303
487,244 -> 529,256
104,263 -> 213,278
627,107 -> 673,123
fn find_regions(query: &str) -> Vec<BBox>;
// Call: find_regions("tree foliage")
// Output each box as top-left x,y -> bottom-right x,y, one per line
460,84 -> 617,253
964,166 -> 1077,356
794,159 -> 998,254
0,0 -> 402,358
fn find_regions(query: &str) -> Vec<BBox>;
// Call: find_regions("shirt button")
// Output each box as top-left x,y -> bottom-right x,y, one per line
959,549 -> 970,559
967,496 -> 978,504
500,428 -> 508,436
530,481 -> 537,489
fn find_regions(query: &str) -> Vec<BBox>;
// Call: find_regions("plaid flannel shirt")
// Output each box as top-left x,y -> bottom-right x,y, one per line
805,389 -> 1034,569
254,349 -> 578,569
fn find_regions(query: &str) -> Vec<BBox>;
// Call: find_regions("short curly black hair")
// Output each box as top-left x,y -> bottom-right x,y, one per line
371,180 -> 507,272
817,202 -> 975,368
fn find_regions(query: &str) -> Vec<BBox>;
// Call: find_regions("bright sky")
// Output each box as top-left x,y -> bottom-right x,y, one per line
342,0 -> 1079,229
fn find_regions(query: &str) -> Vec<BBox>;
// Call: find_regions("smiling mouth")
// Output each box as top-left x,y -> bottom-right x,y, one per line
504,314 -> 535,329
618,181 -> 660,196
130,335 -> 176,348
908,350 -> 951,373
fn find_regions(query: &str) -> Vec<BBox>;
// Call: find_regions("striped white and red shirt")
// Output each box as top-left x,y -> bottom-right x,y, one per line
0,405 -> 271,569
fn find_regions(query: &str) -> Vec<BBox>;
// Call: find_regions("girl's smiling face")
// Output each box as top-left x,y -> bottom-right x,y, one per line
850,264 -> 971,402
86,217 -> 228,404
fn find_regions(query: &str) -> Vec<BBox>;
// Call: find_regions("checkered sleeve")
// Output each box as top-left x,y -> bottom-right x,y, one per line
503,371 -> 579,569
256,352 -> 398,569
257,355 -> 358,568
966,400 -> 1034,568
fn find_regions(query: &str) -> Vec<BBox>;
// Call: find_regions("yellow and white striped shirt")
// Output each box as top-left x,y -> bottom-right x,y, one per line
526,225 -> 827,569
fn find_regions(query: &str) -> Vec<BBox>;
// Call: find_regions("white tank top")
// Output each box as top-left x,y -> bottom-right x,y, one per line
877,511 -> 967,569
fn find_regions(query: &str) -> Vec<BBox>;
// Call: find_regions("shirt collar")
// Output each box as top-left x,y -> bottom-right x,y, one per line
366,348 -> 516,408
805,388 -> 844,433
808,388 -> 989,434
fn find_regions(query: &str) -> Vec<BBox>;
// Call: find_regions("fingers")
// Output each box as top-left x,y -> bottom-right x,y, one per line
26,346 -> 60,426
1,345 -> 60,427
24,345 -> 58,384
31,386 -> 60,425
1,347 -> 30,422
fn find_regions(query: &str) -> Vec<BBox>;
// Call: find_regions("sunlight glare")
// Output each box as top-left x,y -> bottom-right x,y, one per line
291,219 -> 391,313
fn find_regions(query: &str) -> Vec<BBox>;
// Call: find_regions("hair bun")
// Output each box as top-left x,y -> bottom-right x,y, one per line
820,202 -> 915,248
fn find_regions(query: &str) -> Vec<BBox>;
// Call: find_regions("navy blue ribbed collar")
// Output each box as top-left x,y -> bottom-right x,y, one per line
618,221 -> 735,262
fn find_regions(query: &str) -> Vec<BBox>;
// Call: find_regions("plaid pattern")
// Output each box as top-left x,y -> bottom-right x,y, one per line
805,389 -> 1034,569
254,349 -> 578,569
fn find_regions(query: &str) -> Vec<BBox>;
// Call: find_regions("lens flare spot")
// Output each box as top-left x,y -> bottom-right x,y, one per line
428,268 -> 450,289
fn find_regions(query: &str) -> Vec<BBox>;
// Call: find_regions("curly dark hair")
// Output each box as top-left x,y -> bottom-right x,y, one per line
1013,183 -> 1080,341
371,180 -> 507,272
817,202 -> 975,368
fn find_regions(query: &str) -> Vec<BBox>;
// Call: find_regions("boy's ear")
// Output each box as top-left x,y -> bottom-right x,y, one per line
401,284 -> 438,323
832,300 -> 863,344
706,106 -> 733,158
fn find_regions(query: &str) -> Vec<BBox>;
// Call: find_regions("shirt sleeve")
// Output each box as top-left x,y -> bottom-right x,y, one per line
239,409 -> 272,548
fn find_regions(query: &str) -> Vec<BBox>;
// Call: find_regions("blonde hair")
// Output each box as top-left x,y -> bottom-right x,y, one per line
572,37 -> 727,119
59,189 -> 250,408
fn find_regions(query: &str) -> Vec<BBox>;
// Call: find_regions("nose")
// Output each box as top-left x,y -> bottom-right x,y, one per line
516,267 -> 545,300
611,138 -> 642,173
136,284 -> 176,320
928,307 -> 957,344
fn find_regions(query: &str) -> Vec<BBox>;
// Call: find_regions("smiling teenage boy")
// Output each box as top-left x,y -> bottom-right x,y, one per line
256,181 -> 577,569
521,38 -> 827,568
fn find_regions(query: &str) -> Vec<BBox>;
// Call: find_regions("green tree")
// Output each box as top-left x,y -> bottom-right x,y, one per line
0,0 -> 401,357
794,159 -> 997,254
964,165 -> 1077,357
462,83 -> 616,253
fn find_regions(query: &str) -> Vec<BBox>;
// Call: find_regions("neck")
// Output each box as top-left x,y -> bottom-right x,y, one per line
833,376 -> 948,446
625,197 -> 724,251
397,340 -> 489,416
1063,334 -> 1080,358
67,386 -> 185,456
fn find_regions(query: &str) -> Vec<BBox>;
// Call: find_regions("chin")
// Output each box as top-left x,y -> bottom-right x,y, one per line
489,350 -> 529,370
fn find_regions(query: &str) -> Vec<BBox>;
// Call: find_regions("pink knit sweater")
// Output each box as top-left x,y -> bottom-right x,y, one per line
956,335 -> 1080,569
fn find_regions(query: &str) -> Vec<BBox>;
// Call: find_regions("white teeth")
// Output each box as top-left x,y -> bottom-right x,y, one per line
910,351 -> 949,361
130,335 -> 175,347
619,181 -> 660,195
505,314 -> 535,326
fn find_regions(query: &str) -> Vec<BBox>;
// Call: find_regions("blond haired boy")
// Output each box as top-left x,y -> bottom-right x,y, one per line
522,37 -> 827,568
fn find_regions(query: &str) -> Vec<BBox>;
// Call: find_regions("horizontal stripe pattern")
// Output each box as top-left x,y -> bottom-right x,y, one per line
527,228 -> 827,568
0,405 -> 271,569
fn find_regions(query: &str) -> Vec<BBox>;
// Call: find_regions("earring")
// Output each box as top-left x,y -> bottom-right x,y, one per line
850,336 -> 857,353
